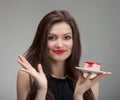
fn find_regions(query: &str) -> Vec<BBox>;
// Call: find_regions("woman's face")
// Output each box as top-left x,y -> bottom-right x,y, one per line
47,22 -> 73,62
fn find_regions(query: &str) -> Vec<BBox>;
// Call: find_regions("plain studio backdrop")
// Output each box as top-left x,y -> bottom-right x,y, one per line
0,0 -> 120,100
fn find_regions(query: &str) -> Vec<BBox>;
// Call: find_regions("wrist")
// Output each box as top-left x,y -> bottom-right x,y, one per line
35,88 -> 47,100
37,87 -> 47,92
74,84 -> 86,96
37,88 -> 47,95
74,94 -> 83,100
37,82 -> 48,91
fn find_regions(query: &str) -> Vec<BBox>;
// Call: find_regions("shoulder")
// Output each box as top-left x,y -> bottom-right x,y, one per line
17,68 -> 31,100
17,69 -> 30,90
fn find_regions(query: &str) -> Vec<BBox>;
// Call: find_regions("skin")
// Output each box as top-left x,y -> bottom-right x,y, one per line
47,22 -> 73,78
17,22 -> 112,100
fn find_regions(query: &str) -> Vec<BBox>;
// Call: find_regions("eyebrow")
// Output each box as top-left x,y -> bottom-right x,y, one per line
48,33 -> 72,35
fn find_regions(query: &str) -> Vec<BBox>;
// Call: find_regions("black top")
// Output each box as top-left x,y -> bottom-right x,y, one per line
50,77 -> 74,100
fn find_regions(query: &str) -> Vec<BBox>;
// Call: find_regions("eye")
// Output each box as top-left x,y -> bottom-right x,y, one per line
64,36 -> 72,40
48,35 -> 56,41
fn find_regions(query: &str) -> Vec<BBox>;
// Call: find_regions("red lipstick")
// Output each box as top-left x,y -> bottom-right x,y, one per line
54,50 -> 65,54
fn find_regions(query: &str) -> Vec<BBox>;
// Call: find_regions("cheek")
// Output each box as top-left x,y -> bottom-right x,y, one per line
70,41 -> 73,48
67,41 -> 73,50
47,42 -> 53,57
47,41 -> 53,49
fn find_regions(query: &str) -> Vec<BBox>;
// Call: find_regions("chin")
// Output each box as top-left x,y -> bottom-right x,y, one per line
50,56 -> 69,62
48,52 -> 71,62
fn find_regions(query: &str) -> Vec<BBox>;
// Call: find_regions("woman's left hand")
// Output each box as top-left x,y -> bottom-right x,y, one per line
74,72 -> 111,97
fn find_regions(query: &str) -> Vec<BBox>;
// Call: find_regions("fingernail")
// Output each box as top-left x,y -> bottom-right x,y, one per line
102,72 -> 107,74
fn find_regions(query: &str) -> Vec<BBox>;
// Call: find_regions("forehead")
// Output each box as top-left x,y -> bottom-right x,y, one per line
49,22 -> 72,34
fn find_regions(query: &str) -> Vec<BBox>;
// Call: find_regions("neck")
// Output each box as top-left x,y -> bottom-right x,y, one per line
51,61 -> 66,78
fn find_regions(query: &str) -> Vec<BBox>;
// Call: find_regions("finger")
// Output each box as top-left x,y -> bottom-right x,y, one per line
92,72 -> 111,83
18,58 -> 31,70
86,73 -> 93,80
77,72 -> 85,84
92,73 -> 105,81
18,55 -> 31,66
18,59 -> 25,66
18,56 -> 34,70
18,55 -> 24,62
79,71 -> 84,79
94,72 -> 111,80
18,55 -> 27,63
38,64 -> 43,73
18,58 -> 27,68
18,56 -> 27,66
20,67 -> 30,74
20,67 -> 35,77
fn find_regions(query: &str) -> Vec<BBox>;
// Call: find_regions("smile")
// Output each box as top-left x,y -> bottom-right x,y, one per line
54,50 -> 66,54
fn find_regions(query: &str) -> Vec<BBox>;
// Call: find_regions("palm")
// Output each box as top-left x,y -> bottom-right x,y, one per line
18,55 -> 47,89
74,72 -> 111,96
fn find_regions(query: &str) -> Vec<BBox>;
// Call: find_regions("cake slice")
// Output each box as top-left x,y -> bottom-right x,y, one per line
84,61 -> 100,71
84,61 -> 101,78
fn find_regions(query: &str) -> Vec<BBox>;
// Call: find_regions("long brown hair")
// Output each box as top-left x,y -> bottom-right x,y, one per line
25,10 -> 94,100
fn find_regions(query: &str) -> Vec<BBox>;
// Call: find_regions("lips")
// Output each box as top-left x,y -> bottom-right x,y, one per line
54,50 -> 65,54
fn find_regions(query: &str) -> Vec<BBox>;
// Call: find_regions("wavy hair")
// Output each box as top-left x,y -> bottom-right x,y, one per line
25,10 -> 94,100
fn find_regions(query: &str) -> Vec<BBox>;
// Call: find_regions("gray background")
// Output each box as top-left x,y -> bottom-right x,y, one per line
0,0 -> 120,100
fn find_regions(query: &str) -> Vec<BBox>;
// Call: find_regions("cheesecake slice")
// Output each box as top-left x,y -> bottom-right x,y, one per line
84,61 -> 101,78
84,61 -> 100,71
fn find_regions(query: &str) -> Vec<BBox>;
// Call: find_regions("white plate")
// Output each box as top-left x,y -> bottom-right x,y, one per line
75,67 -> 105,74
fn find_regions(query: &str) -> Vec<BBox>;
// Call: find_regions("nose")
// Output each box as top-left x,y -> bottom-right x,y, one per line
56,38 -> 64,48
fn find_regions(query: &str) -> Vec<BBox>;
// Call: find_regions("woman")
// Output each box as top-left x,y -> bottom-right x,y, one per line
17,10 -> 111,100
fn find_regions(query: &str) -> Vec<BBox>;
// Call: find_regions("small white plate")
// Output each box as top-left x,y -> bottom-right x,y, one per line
75,67 -> 105,74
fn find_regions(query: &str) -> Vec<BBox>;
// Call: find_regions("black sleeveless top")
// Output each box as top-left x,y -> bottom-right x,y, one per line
50,77 -> 74,100
27,76 -> 94,100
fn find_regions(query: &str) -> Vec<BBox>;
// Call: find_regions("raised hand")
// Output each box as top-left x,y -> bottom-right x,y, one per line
18,55 -> 47,90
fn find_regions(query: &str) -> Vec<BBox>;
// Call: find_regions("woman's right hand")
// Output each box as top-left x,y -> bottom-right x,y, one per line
18,55 -> 48,90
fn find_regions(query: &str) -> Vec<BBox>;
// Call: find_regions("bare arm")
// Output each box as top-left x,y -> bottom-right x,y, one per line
17,70 -> 30,100
35,89 -> 47,100
74,94 -> 83,100
17,55 -> 48,100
